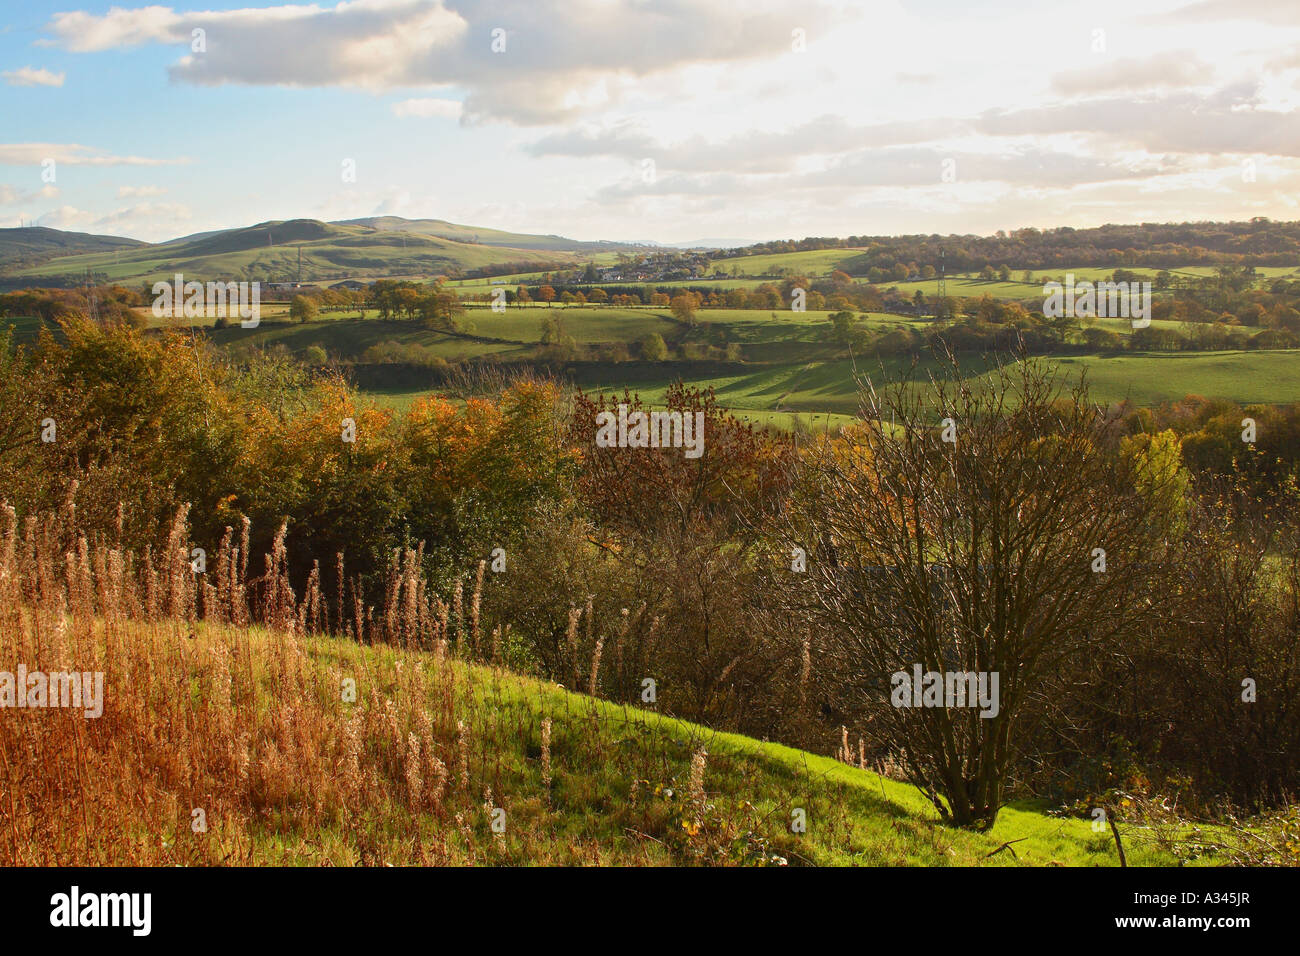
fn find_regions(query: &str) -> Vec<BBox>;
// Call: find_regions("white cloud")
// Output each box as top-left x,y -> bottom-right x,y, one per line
0,143 -> 188,166
44,0 -> 843,124
117,184 -> 168,198
1051,52 -> 1215,96
977,86 -> 1300,157
306,186 -> 439,224
72,201 -> 194,240
43,5 -> 184,52
372,190 -> 415,216
0,184 -> 59,205
1170,0 -> 1300,25
93,201 -> 191,228
527,117 -> 962,174
593,147 -> 1164,203
35,205 -> 97,229
3,67 -> 66,87
392,97 -> 463,119
32,0 -> 1300,239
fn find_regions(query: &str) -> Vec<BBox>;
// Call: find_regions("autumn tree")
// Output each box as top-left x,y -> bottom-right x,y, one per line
290,295 -> 317,324
829,310 -> 857,346
670,292 -> 697,325
637,332 -> 668,361
782,356 -> 1164,828
417,288 -> 463,330
565,384 -> 795,720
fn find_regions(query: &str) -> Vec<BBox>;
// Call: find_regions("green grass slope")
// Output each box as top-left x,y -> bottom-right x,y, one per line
335,216 -> 626,253
710,247 -> 870,276
156,306 -> 1300,418
8,219 -> 581,285
0,225 -> 146,272
281,631 -> 1180,866
569,349 -> 1300,416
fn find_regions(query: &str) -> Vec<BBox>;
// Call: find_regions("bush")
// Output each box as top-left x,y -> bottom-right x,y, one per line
637,332 -> 669,361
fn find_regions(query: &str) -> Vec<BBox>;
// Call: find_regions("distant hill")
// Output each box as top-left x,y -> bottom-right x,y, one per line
333,216 -> 646,253
15,216 -> 1297,289
725,220 -> 1300,271
0,226 -> 146,273
3,218 -> 585,286
621,238 -> 756,250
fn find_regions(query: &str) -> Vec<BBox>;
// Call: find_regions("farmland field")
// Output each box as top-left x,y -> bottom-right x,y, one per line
562,350 -> 1300,414
10,304 -> 1300,420
708,247 -> 870,276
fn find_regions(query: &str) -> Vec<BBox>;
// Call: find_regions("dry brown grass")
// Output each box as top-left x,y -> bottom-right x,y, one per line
0,498 -> 531,865
0,497 -> 821,866
0,495 -> 1197,867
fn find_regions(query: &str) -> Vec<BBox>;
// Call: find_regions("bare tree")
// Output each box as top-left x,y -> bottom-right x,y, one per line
784,354 -> 1162,828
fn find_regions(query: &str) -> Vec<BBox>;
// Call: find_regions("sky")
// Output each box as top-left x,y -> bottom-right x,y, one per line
1,0 -> 1299,244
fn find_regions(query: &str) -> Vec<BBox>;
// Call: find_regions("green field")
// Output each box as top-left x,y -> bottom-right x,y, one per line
9,304 -> 1300,425
208,317 -> 523,362
1041,350 -> 1300,405
709,247 -> 870,277
488,263 -> 1300,302
467,305 -> 681,344
568,350 -> 1300,416
361,344 -> 1300,425
240,624 -> 1186,865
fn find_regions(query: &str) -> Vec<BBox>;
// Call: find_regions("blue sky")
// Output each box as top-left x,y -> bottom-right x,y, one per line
3,0 -> 1299,243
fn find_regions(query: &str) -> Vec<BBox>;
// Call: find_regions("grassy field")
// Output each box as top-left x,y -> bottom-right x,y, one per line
208,317 -> 524,362
467,305 -> 681,344
297,633 -> 1192,866
493,263 -> 1300,300
9,306 -> 1300,423
364,384 -> 859,432
364,347 -> 1300,424
70,254 -> 1291,302
445,270 -> 564,291
1041,350 -> 1300,405
14,610 -> 1185,866
567,350 -> 1300,416
709,247 -> 870,277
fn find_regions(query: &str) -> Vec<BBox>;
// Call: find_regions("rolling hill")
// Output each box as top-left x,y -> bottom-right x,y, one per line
3,218 -> 588,286
334,215 -> 637,253
0,225 -> 146,273
14,608 -> 1184,866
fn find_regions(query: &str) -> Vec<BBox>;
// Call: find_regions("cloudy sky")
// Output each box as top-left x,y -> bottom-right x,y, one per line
2,0 -> 1299,243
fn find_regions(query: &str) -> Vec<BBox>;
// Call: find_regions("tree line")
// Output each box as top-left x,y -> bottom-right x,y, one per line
1,318 -> 1296,832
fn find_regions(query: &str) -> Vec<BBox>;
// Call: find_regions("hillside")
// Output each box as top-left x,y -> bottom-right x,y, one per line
3,611 -> 1181,866
0,225 -> 145,272
10,217 -> 1300,288
148,305 -> 1300,414
335,216 -> 634,253
6,218 -> 581,285
724,220 -> 1300,272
